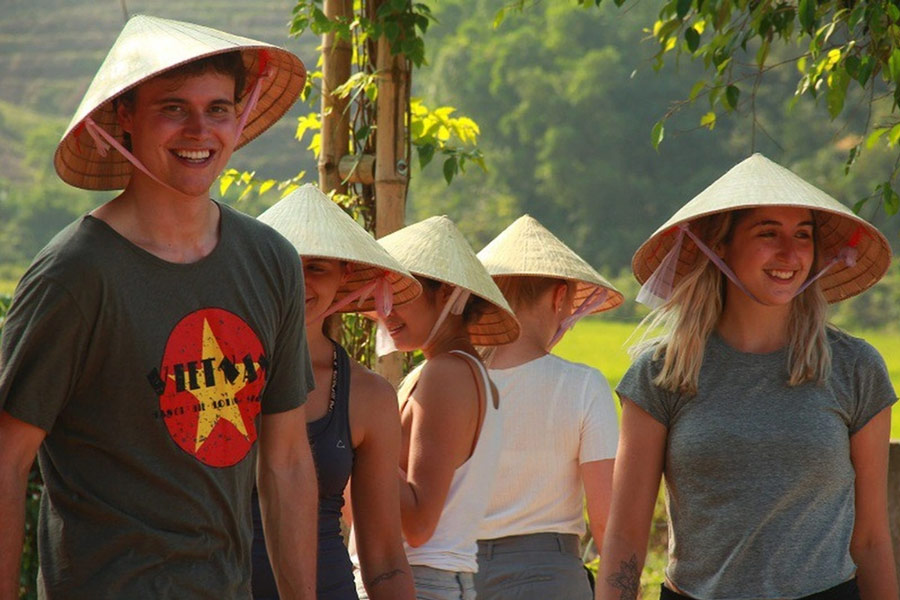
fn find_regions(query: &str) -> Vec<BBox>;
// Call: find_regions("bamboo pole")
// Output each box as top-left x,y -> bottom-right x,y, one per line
373,2 -> 410,386
320,0 -> 353,342
319,0 -> 353,194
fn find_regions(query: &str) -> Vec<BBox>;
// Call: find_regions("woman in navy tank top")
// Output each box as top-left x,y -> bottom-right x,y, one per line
252,185 -> 420,600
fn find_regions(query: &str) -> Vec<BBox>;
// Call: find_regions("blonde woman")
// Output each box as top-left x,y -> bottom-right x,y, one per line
372,216 -> 519,600
253,185 -> 421,600
474,215 -> 623,599
599,154 -> 897,600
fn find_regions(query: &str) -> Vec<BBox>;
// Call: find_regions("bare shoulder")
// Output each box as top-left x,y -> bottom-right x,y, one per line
349,360 -> 398,410
347,361 -> 402,449
412,353 -> 480,409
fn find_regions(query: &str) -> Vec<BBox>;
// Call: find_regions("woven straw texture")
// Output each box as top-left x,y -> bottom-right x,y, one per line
632,153 -> 892,303
378,216 -> 520,346
256,184 -> 421,311
478,214 -> 624,313
54,15 -> 306,190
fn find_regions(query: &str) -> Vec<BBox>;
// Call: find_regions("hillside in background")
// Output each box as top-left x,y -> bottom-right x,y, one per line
0,0 -> 319,182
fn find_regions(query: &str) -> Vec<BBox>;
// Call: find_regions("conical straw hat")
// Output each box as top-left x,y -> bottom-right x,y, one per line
257,184 -> 421,312
632,153 -> 892,303
478,214 -> 624,313
54,14 -> 306,190
378,216 -> 520,346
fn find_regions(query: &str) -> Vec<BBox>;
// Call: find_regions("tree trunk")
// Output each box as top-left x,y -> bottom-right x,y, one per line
319,0 -> 353,195
373,3 -> 410,387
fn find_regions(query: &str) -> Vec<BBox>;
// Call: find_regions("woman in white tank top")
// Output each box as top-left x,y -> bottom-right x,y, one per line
367,216 -> 520,600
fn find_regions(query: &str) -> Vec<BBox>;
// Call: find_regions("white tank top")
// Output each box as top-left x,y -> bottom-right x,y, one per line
402,350 -> 502,573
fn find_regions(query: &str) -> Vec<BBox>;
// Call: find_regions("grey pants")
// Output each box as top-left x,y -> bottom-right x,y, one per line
474,533 -> 592,600
356,564 -> 476,600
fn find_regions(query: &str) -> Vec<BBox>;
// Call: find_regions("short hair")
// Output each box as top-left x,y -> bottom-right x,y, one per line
115,51 -> 246,150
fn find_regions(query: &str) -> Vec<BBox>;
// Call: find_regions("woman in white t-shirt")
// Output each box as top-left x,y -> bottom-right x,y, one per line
599,154 -> 897,600
368,216 -> 519,600
474,215 -> 623,599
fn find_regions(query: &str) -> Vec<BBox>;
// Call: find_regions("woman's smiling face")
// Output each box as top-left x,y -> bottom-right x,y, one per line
722,206 -> 816,306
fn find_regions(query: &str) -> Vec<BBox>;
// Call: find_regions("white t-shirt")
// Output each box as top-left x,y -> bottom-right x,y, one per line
478,353 -> 618,540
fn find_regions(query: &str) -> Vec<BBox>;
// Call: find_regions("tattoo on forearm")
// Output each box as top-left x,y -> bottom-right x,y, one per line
605,554 -> 640,600
367,568 -> 407,588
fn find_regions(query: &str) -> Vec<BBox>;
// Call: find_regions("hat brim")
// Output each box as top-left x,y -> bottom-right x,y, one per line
54,16 -> 306,190
633,204 -> 891,303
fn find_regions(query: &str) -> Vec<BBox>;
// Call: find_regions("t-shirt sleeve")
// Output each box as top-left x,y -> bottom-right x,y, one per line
615,347 -> 672,427
849,340 -> 897,435
260,255 -> 315,415
579,368 -> 619,463
0,273 -> 91,432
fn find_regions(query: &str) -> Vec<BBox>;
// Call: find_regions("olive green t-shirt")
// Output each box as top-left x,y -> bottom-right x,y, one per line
618,329 -> 896,599
0,204 -> 314,599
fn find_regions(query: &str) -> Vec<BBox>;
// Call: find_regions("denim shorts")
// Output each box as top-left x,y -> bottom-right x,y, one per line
659,578 -> 860,600
474,532 -> 592,600
355,564 -> 476,600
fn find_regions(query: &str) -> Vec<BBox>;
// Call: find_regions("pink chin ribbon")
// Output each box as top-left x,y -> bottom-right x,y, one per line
76,49 -> 270,193
316,272 -> 395,323
548,287 -> 609,350
636,222 -> 862,309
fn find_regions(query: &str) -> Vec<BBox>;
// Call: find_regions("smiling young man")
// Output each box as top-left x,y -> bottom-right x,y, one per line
0,16 -> 317,600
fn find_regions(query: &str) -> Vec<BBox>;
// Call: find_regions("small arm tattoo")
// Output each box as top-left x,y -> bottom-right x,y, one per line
605,554 -> 640,600
367,568 -> 407,588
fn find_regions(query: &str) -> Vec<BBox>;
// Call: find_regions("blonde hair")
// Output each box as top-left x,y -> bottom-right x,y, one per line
493,275 -> 570,312
480,276 -> 571,364
632,210 -> 831,395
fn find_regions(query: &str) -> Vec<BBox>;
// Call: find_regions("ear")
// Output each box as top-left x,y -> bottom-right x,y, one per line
116,99 -> 134,135
551,282 -> 569,314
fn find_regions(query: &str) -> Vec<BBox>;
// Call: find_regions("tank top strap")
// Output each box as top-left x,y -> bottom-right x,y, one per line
331,341 -> 352,443
448,349 -> 496,409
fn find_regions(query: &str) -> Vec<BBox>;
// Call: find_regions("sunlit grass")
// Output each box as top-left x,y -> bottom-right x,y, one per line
554,317 -> 900,437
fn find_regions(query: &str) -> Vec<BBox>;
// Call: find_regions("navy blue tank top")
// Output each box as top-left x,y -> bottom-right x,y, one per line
251,341 -> 356,599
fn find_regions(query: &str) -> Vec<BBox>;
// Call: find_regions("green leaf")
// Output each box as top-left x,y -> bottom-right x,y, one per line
689,79 -> 706,101
888,123 -> 900,147
418,143 -> 436,169
882,183 -> 900,215
685,27 -> 700,52
651,120 -> 665,150
826,69 -> 849,119
442,157 -> 458,184
865,127 -> 887,149
700,111 -> 716,129
852,198 -> 868,214
493,7 -> 506,29
889,49 -> 900,83
798,0 -> 815,33
676,0 -> 692,20
844,55 -> 861,79
857,56 -> 875,86
724,84 -> 740,110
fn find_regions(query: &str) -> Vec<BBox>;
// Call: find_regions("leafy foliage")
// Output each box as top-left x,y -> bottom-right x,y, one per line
613,0 -> 900,214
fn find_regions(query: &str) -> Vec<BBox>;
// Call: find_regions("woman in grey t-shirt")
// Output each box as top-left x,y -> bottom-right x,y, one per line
597,154 -> 897,600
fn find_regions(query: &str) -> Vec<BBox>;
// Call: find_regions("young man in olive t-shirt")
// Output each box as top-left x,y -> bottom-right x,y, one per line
0,16 -> 317,599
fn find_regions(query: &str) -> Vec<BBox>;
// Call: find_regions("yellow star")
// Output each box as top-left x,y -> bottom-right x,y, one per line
173,319 -> 257,452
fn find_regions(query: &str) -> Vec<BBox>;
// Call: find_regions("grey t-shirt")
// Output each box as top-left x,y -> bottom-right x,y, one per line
617,329 -> 896,599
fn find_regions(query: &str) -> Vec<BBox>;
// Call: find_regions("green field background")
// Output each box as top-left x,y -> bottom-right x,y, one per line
553,319 -> 900,442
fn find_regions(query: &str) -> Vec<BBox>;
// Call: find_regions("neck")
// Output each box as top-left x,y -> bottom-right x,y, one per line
487,307 -> 552,369
422,317 -> 473,359
93,181 -> 220,263
306,320 -> 335,364
716,290 -> 792,353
